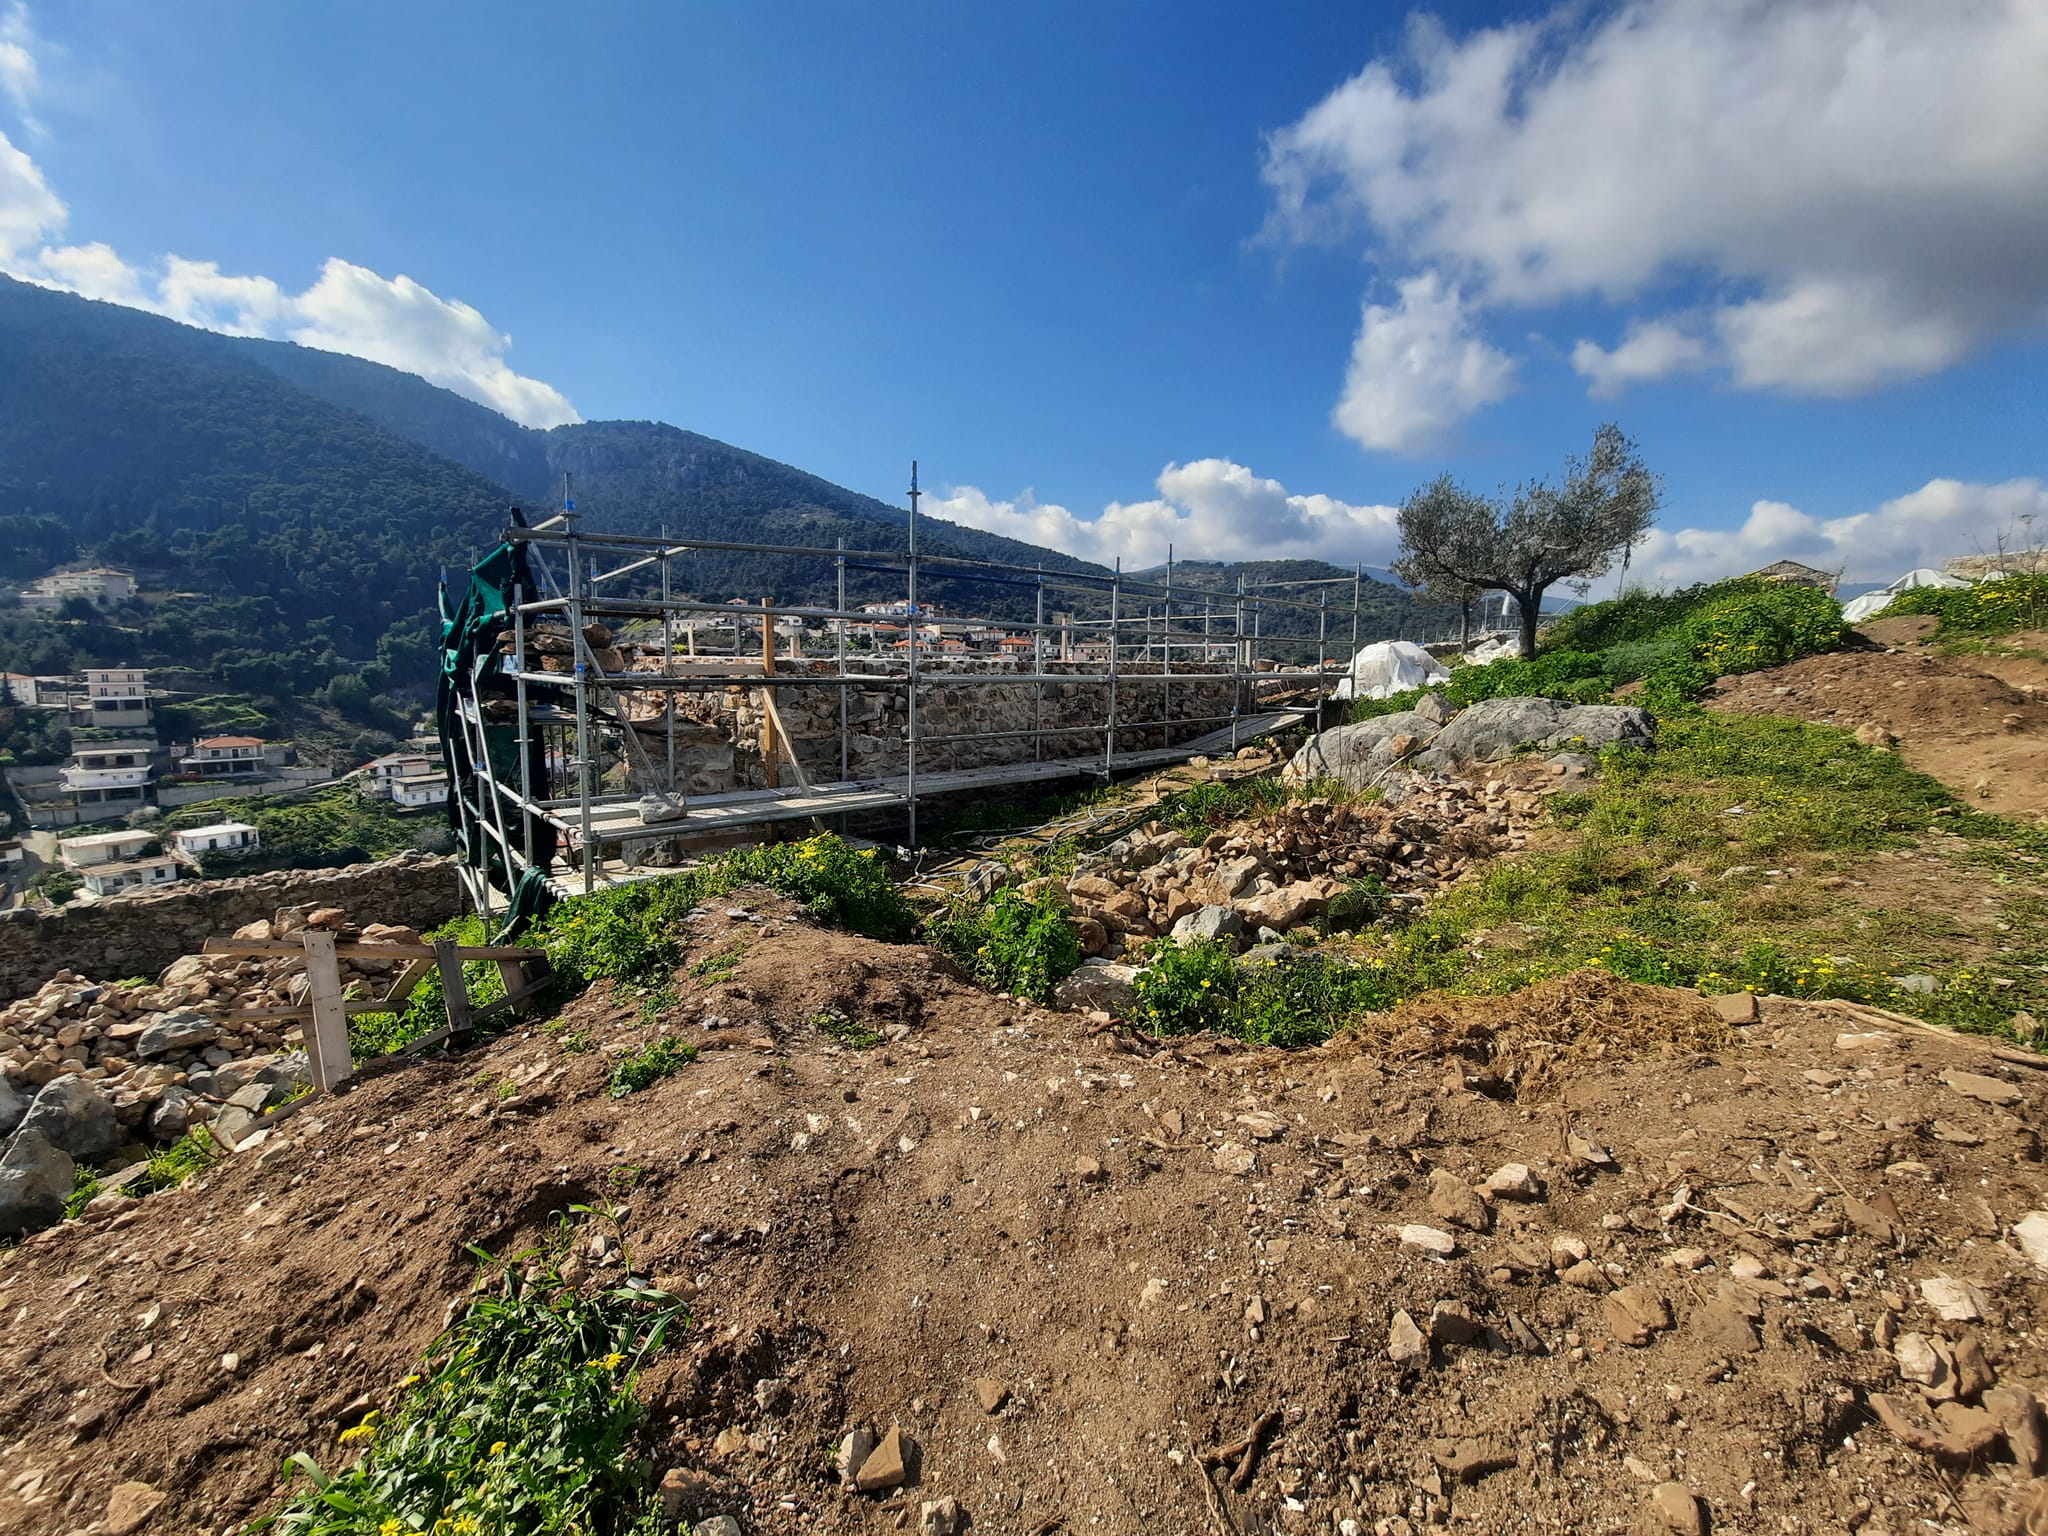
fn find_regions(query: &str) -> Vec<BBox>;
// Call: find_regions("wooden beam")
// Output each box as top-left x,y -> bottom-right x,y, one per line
203,938 -> 545,961
435,939 -> 475,1039
299,929 -> 355,1093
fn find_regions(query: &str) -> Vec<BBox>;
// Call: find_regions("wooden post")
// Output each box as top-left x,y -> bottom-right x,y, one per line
760,597 -> 779,790
435,939 -> 475,1038
299,929 -> 354,1092
494,956 -> 529,1008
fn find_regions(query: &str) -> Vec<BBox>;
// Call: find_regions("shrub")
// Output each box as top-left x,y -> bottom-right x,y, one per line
267,1244 -> 684,1535
1880,574 -> 2048,635
1132,940 -> 1241,1035
608,1037 -> 697,1097
925,886 -> 1081,1003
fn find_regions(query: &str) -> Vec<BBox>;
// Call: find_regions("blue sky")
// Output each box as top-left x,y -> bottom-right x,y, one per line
2,0 -> 2043,585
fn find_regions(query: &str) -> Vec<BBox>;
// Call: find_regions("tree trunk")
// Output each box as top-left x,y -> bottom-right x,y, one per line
1458,596 -> 1472,648
1515,585 -> 1544,658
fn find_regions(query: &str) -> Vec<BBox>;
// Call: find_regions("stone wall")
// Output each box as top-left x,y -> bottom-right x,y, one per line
625,659 -> 1247,793
0,853 -> 463,1002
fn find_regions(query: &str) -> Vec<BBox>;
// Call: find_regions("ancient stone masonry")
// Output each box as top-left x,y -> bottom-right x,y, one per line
607,653 -> 1248,794
0,852 -> 462,1002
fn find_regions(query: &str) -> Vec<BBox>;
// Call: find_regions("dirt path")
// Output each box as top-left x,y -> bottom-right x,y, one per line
3,899 -> 2044,1536
1707,633 -> 2048,820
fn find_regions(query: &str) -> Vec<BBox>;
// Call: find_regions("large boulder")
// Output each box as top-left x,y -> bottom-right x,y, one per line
1410,697 -> 1652,770
0,1077 -> 25,1139
17,1074 -> 122,1160
1284,710 -> 1438,789
136,1009 -> 219,1059
1051,961 -> 1141,1015
1171,905 -> 1244,947
0,1129 -> 73,1236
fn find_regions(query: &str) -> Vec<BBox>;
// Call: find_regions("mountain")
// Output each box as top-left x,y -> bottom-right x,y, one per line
0,278 -> 1101,724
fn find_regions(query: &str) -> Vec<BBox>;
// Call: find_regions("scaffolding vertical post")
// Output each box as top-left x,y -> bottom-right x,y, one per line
661,540 -> 676,796
1105,556 -> 1121,777
565,521 -> 594,895
1230,574 -> 1245,751
1318,589 -> 1329,710
905,460 -> 921,850
1162,543 -> 1173,745
514,583 -> 533,864
836,539 -> 849,785
1032,574 -> 1045,763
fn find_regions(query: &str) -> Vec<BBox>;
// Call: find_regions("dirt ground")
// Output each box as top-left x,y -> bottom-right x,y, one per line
4,898 -> 2045,1536
1706,630 -> 2048,820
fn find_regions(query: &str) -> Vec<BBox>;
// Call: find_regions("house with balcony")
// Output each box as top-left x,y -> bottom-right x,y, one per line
77,852 -> 181,898
359,751 -> 437,798
169,821 -> 260,862
78,667 -> 152,730
179,735 -> 269,778
59,739 -> 158,815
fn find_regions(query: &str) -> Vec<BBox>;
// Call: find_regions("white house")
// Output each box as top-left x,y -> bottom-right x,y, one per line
360,752 -> 435,798
390,771 -> 448,810
59,740 -> 157,815
170,821 -> 260,860
179,735 -> 268,778
60,828 -> 160,870
23,567 -> 137,608
0,672 -> 40,707
78,853 -> 180,898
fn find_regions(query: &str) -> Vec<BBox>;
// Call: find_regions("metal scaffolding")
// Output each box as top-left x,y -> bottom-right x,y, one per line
441,478 -> 1371,912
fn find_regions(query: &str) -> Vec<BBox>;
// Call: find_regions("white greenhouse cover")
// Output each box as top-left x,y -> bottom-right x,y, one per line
1841,567 -> 1971,623
1333,639 -> 1451,701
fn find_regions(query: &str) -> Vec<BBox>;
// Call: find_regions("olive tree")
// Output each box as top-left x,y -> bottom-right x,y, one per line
1392,424 -> 1659,659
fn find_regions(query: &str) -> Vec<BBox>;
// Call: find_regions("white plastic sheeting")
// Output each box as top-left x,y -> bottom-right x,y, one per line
1841,567 -> 1970,623
1332,639 -> 1451,701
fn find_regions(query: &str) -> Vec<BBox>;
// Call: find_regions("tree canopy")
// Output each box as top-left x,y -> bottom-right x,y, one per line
1392,424 -> 1660,658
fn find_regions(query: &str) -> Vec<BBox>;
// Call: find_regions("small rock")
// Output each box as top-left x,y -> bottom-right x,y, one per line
1483,1163 -> 1544,1200
1073,1156 -> 1104,1184
695,1519 -> 744,1536
713,1426 -> 749,1457
1430,1437 -> 1514,1483
1691,1299 -> 1761,1354
1892,974 -> 1940,994
1236,1110 -> 1289,1141
1894,1332 -> 1952,1393
1661,1248 -> 1711,1272
1708,992 -> 1758,1025
135,1008 -> 220,1058
1632,1482 -> 1705,1536
1212,1142 -> 1257,1177
837,1428 -> 877,1486
975,1377 -> 1010,1414
1429,1300 -> 1486,1347
1398,1224 -> 1458,1258
1426,1169 -> 1490,1231
1942,1069 -> 2022,1108
1388,1309 -> 1428,1366
1919,1275 -> 1984,1322
1560,1260 -> 1606,1290
2017,1211 -> 2048,1275
0,1129 -> 73,1237
1605,1286 -> 1673,1347
853,1425 -> 918,1492
1140,1277 -> 1170,1306
919,1496 -> 966,1536
105,1481 -> 168,1535
1983,1387 -> 2046,1473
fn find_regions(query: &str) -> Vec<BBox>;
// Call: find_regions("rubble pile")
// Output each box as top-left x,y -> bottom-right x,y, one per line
0,906 -> 417,1235
1046,779 -> 1545,959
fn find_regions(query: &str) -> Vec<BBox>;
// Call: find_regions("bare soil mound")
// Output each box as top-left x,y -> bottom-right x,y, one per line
1707,646 -> 2048,819
3,902 -> 2045,1536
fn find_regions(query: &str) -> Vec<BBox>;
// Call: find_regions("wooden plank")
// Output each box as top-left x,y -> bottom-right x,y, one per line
435,939 -> 475,1039
379,956 -> 437,1010
203,938 -> 545,961
215,998 -> 430,1023
299,929 -> 355,1093
469,974 -> 555,1026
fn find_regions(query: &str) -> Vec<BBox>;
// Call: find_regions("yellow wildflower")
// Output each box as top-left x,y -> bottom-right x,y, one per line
489,1440 -> 508,1455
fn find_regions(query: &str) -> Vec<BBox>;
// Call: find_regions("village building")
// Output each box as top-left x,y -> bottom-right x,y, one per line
168,821 -> 261,861
21,567 -> 137,608
58,739 -> 158,815
179,735 -> 269,779
79,667 -> 151,730
76,851 -> 181,899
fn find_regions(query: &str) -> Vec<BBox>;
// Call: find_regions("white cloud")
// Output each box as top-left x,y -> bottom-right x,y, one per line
1333,273 -> 1515,453
0,99 -> 576,426
0,2 -> 40,135
1266,0 -> 2048,426
1626,477 -> 2048,589
1571,319 -> 1709,398
926,458 -> 1402,570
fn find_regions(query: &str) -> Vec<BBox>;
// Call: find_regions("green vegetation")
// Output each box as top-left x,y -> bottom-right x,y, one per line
1350,576 -> 1847,722
607,1037 -> 697,1097
160,786 -> 433,874
1129,711 -> 2048,1051
1877,573 -> 2048,637
63,1129 -> 222,1221
347,915 -> 508,1063
26,867 -> 79,905
267,1241 -> 684,1535
926,885 -> 1082,1003
810,1009 -> 881,1049
533,834 -> 914,990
